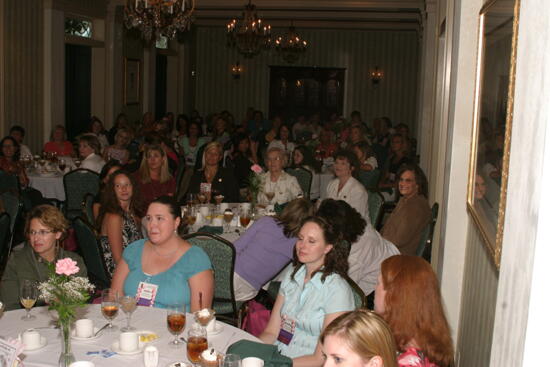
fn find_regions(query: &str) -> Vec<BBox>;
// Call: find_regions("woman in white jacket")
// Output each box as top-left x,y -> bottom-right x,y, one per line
257,147 -> 302,206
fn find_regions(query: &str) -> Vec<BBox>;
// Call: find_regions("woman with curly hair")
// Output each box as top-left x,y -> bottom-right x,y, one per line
0,205 -> 87,310
375,255 -> 454,367
259,216 -> 355,366
97,170 -> 143,276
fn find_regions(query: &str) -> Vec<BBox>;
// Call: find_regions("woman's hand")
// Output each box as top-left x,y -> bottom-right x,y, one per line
259,294 -> 285,344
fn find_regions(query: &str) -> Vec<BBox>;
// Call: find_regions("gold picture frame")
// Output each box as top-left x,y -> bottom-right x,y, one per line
467,0 -> 520,269
124,58 -> 141,105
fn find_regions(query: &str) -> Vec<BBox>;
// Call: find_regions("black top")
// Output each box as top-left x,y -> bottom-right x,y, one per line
186,166 -> 240,203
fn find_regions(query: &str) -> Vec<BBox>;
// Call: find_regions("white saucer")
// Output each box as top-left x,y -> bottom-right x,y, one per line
21,336 -> 47,351
71,327 -> 101,341
111,340 -> 144,355
136,330 -> 159,344
207,321 -> 224,336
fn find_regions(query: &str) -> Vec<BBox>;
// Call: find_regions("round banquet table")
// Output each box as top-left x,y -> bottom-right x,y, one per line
0,305 -> 259,367
27,172 -> 65,201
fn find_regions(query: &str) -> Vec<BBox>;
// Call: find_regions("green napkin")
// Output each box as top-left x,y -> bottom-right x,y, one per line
197,226 -> 223,235
227,340 -> 292,367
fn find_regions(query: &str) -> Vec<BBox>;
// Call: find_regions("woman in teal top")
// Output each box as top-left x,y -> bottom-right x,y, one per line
259,216 -> 355,366
111,196 -> 213,311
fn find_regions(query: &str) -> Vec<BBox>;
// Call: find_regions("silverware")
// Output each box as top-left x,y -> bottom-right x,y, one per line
179,336 -> 188,343
94,323 -> 109,336
34,325 -> 60,330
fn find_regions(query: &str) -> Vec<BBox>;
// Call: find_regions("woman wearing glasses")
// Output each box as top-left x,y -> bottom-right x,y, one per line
0,205 -> 87,310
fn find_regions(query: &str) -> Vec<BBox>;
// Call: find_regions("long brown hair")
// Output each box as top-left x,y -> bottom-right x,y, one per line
97,170 -> 142,228
380,255 -> 454,366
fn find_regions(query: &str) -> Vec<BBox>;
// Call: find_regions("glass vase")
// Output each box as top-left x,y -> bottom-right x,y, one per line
58,320 -> 75,367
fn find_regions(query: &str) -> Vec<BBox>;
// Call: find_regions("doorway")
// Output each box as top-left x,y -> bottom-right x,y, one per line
65,44 -> 91,140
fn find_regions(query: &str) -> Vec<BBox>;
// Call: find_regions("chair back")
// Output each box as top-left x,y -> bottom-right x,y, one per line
285,168 -> 312,199
367,190 -> 384,228
0,171 -> 19,194
357,169 -> 381,190
416,202 -> 439,261
82,193 -> 96,224
183,232 -> 240,322
0,191 -> 21,234
342,273 -> 366,309
63,169 -> 100,220
72,216 -> 110,289
0,212 -> 12,275
175,163 -> 187,199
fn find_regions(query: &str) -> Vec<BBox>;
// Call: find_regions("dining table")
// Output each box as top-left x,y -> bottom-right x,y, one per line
0,304 -> 259,367
27,171 -> 66,201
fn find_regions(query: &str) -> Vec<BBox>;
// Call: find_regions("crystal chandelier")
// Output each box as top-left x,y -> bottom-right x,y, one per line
227,0 -> 271,58
275,21 -> 307,63
124,0 -> 195,42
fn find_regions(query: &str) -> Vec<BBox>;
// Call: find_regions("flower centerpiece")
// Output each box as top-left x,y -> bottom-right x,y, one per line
246,164 -> 264,205
38,258 -> 95,367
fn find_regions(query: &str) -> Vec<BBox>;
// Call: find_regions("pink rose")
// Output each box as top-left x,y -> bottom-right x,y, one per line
55,258 -> 80,276
251,164 -> 263,174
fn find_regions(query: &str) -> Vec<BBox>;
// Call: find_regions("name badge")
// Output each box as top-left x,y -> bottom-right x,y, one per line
277,315 -> 296,345
200,182 -> 212,193
136,281 -> 158,307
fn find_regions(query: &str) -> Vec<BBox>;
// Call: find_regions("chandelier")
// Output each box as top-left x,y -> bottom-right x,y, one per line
227,0 -> 271,58
124,0 -> 195,42
275,21 -> 307,63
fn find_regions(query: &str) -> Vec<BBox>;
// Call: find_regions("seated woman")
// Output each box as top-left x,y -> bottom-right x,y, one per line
43,125 -> 74,157
257,147 -> 302,206
0,136 -> 29,186
267,124 -> 295,160
320,309 -> 398,367
89,116 -> 110,152
259,216 -> 355,366
317,199 -> 399,296
315,128 -> 338,160
103,128 -> 131,165
378,134 -> 411,200
352,141 -> 378,172
375,255 -> 454,367
187,141 -> 239,203
229,133 -> 259,190
78,134 -> 106,173
0,205 -> 87,310
97,170 -> 143,276
92,160 -> 123,220
111,196 -> 214,311
176,121 -> 208,198
380,164 -> 431,255
233,198 -> 314,302
135,143 -> 176,209
326,149 -> 370,223
290,145 -> 321,200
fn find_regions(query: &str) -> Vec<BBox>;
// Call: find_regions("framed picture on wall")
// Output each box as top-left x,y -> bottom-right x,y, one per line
124,58 -> 140,105
467,0 -> 520,269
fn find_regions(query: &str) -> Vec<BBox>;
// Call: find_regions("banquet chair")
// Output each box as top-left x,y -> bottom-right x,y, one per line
0,212 -> 12,277
285,168 -> 312,199
72,216 -> 110,290
0,171 -> 19,195
367,190 -> 384,228
0,191 -> 21,236
358,169 -> 381,190
82,193 -> 96,224
63,169 -> 100,220
183,232 -> 242,325
342,273 -> 367,309
174,163 -> 187,199
416,202 -> 439,262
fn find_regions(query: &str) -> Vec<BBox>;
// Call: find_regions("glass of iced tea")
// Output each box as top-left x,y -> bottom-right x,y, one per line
167,304 -> 186,348
187,323 -> 208,364
239,207 -> 251,228
101,288 -> 119,331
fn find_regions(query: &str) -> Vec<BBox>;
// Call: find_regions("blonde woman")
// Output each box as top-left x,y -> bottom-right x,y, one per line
0,205 -> 88,310
135,143 -> 176,209
321,309 -> 398,367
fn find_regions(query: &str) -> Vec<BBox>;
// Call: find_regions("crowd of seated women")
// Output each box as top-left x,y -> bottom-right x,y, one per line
0,109 -> 453,367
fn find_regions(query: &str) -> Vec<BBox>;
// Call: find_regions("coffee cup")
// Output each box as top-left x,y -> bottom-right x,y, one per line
69,362 -> 95,367
21,329 -> 41,349
242,357 -> 265,367
75,318 -> 94,338
219,203 -> 229,212
199,206 -> 210,218
119,332 -> 139,352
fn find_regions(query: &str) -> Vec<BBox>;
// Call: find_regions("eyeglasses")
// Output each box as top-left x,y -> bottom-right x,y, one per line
28,230 -> 54,237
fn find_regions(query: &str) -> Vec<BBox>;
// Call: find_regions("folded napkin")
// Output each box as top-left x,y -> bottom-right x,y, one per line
197,225 -> 223,235
227,340 -> 292,367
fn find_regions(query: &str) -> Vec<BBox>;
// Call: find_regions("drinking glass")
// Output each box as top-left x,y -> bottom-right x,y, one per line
101,288 -> 119,331
120,295 -> 138,332
20,280 -> 38,320
166,304 -> 186,348
223,209 -> 234,233
58,158 -> 66,172
239,208 -> 251,228
74,159 -> 82,168
222,354 -> 242,367
187,193 -> 197,206
186,323 -> 208,364
187,206 -> 198,228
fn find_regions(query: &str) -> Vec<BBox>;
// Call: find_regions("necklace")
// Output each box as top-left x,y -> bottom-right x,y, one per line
149,242 -> 179,258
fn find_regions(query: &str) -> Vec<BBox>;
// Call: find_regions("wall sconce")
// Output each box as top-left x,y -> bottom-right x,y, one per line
370,66 -> 384,85
231,61 -> 243,79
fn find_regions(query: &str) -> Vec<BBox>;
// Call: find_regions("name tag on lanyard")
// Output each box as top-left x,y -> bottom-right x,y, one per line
136,281 -> 158,307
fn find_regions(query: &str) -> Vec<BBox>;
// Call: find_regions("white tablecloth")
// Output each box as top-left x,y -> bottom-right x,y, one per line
319,172 -> 334,200
28,172 -> 65,201
0,305 -> 258,367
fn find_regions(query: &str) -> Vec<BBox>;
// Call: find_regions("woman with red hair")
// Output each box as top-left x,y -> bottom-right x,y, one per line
374,255 -> 454,367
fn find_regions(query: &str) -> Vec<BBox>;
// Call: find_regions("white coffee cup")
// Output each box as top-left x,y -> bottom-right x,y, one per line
22,329 -> 41,349
199,206 -> 210,218
75,319 -> 94,338
143,345 -> 159,367
69,362 -> 95,367
119,332 -> 139,352
242,357 -> 264,367
220,203 -> 229,212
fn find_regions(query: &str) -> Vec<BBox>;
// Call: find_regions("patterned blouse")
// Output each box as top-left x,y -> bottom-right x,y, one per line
100,211 -> 143,276
398,348 -> 439,367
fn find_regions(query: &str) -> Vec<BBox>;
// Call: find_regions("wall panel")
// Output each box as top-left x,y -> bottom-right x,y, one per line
193,27 -> 419,126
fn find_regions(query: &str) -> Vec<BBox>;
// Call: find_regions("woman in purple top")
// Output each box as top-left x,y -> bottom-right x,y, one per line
233,198 -> 314,301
